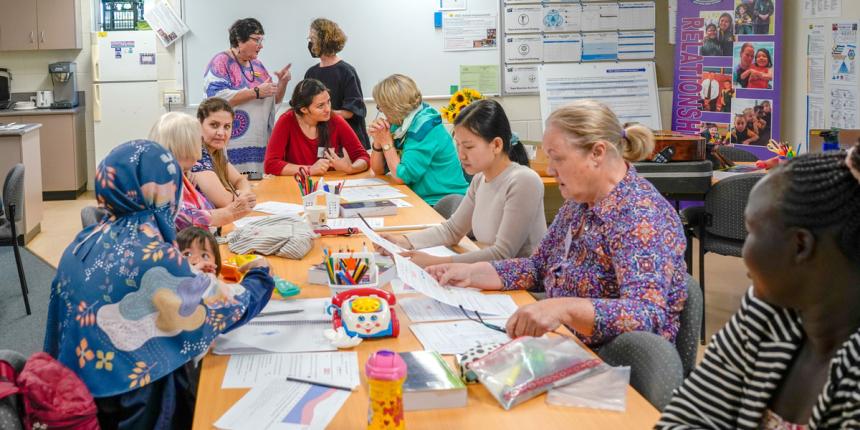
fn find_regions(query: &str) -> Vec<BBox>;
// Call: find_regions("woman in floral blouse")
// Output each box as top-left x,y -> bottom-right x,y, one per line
427,100 -> 688,346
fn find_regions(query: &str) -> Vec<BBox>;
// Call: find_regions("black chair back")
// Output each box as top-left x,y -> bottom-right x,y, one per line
703,173 -> 764,241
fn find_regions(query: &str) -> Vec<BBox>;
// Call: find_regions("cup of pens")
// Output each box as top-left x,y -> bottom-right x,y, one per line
324,248 -> 378,295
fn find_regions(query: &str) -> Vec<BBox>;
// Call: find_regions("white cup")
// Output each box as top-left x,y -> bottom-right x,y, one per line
305,205 -> 327,228
15,100 -> 36,109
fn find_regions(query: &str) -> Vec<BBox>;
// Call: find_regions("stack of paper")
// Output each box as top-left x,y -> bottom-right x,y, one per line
339,185 -> 407,202
410,319 -> 511,354
399,295 -> 517,323
213,299 -> 335,354
222,352 -> 360,389
215,380 -> 349,430
253,201 -> 305,216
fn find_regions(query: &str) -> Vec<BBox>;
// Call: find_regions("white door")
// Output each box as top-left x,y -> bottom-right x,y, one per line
93,81 -> 163,165
93,31 -> 158,82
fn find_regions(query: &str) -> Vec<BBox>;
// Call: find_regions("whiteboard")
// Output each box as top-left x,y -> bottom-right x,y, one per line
539,62 -> 661,130
181,0 -> 500,105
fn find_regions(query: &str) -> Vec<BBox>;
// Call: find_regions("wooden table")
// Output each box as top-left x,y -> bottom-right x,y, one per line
192,173 -> 660,429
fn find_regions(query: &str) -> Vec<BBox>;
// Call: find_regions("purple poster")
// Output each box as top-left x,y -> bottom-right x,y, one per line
672,0 -> 780,156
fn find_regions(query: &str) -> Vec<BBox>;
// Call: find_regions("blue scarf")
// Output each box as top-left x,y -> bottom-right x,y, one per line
44,140 -> 252,397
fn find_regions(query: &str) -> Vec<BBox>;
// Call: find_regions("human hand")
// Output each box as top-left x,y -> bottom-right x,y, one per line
400,250 -> 450,268
191,259 -> 217,274
425,263 -> 475,288
309,159 -> 331,175
376,234 -> 412,256
274,63 -> 292,85
256,79 -> 277,98
228,196 -> 253,219
505,299 -> 568,338
237,189 -> 257,208
368,118 -> 392,142
239,256 -> 270,272
324,148 -> 353,173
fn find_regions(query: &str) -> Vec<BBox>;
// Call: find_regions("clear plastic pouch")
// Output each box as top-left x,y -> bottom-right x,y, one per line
547,365 -> 630,412
468,336 -> 604,410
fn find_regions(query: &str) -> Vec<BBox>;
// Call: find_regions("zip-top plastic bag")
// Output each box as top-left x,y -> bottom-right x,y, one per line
468,336 -> 604,410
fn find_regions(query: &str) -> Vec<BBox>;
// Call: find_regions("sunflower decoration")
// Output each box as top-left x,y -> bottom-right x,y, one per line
441,88 -> 483,123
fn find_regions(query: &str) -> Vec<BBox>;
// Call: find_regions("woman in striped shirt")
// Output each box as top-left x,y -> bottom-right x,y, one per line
657,147 -> 860,429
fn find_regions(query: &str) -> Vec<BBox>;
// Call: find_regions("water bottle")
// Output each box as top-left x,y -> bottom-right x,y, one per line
365,349 -> 407,430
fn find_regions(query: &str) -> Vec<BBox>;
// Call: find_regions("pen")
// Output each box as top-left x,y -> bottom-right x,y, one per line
285,376 -> 355,391
257,309 -> 304,317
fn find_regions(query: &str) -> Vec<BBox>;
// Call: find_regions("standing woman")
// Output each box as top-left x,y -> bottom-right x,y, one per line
369,74 -> 469,206
190,97 -> 256,209
753,0 -> 774,34
381,100 -> 547,267
717,12 -> 735,56
304,18 -> 370,149
203,18 -> 292,175
264,79 -> 369,176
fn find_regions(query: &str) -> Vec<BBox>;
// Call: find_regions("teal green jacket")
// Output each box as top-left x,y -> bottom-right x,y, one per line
392,104 -> 468,205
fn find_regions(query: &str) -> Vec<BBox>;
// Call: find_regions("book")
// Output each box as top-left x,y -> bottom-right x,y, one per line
401,351 -> 467,411
339,200 -> 398,217
308,254 -> 397,286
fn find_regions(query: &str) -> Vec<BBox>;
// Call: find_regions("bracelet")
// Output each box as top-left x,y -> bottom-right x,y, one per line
372,145 -> 384,152
254,87 -> 260,99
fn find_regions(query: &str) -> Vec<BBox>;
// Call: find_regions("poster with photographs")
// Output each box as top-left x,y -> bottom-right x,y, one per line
672,0 -> 781,158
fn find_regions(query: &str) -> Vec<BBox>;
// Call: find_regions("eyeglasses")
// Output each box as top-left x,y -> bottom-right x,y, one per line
459,305 -> 506,334
249,36 -> 264,45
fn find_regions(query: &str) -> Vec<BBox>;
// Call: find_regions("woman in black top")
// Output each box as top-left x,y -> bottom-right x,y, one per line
304,18 -> 370,149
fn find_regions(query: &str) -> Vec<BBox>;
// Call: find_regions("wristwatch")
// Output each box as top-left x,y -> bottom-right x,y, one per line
372,143 -> 393,152
254,87 -> 260,99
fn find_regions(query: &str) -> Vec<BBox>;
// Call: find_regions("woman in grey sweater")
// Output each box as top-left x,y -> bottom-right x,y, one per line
383,99 -> 547,267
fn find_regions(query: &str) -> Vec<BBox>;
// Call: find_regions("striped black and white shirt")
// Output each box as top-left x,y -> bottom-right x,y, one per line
656,288 -> 860,429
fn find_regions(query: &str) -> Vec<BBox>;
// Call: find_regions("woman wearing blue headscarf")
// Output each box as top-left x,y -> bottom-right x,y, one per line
44,140 -> 274,429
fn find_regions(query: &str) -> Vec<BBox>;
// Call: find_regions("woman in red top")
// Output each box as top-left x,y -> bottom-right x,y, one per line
264,79 -> 370,176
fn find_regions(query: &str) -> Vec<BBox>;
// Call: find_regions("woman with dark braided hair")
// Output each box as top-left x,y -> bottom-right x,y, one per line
658,146 -> 860,429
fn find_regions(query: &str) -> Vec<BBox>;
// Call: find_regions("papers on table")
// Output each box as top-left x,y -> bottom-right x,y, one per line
222,352 -> 360,389
253,201 -> 305,216
232,215 -> 272,229
418,246 -> 458,258
339,185 -> 407,202
399,295 -> 518,323
356,223 -> 406,255
327,178 -> 388,188
410,319 -> 511,354
390,199 -> 413,208
325,217 -> 384,229
215,380 -> 349,430
213,299 -> 335,354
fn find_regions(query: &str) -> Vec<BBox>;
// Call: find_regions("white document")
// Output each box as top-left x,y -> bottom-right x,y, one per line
232,215 -> 272,229
253,201 -> 305,216
581,3 -> 619,32
410,320 -> 511,354
539,62 -> 661,131
214,299 -> 335,354
440,0 -> 467,11
831,22 -> 858,85
326,217 -> 384,229
215,380 -> 349,430
808,24 -> 828,132
581,32 -> 618,61
339,185 -> 407,202
255,298 -> 332,323
504,6 -> 542,33
399,295 -> 518,323
327,178 -> 388,188
389,199 -> 413,208
543,33 -> 582,63
356,223 -> 406,255
443,12 -> 498,51
146,1 -> 189,47
803,0 -> 841,18
668,0 -> 677,45
542,5 -> 581,33
618,1 -> 655,30
418,246 -> 459,257
504,65 -> 539,94
222,352 -> 360,389
618,31 -> 656,60
505,35 -> 543,63
830,86 -> 859,129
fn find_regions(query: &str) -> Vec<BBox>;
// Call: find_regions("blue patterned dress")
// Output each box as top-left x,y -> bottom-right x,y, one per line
203,52 -> 276,174
491,166 -> 688,346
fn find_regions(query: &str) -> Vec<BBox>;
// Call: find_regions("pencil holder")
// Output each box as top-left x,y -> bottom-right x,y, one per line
326,251 -> 378,295
325,192 -> 342,219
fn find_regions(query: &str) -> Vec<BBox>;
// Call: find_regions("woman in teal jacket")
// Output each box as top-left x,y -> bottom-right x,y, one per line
369,74 -> 468,205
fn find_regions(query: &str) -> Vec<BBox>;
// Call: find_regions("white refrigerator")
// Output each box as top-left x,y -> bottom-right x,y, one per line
92,31 -> 163,165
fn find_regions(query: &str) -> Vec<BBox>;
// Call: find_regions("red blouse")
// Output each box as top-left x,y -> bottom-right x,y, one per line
264,110 -> 369,175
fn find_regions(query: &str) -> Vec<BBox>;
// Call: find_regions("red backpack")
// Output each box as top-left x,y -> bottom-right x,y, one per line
0,353 -> 99,430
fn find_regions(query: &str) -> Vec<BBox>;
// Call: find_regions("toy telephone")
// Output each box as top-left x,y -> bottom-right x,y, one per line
328,288 -> 399,339
221,254 -> 262,283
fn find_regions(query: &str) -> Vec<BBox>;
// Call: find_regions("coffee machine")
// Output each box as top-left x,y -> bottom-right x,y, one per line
0,68 -> 12,110
49,62 -> 79,108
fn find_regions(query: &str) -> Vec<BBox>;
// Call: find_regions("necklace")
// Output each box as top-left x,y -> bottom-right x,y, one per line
230,49 -> 256,82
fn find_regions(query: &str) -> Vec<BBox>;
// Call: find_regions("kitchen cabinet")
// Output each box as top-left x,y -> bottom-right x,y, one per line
0,0 -> 82,51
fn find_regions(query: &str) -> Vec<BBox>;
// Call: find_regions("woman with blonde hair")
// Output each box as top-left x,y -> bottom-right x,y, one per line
369,74 -> 468,205
426,100 -> 688,346
304,18 -> 370,149
191,98 -> 256,209
148,112 -> 252,230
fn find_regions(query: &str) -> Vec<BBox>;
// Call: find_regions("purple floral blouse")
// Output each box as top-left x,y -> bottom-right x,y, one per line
491,165 -> 688,346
